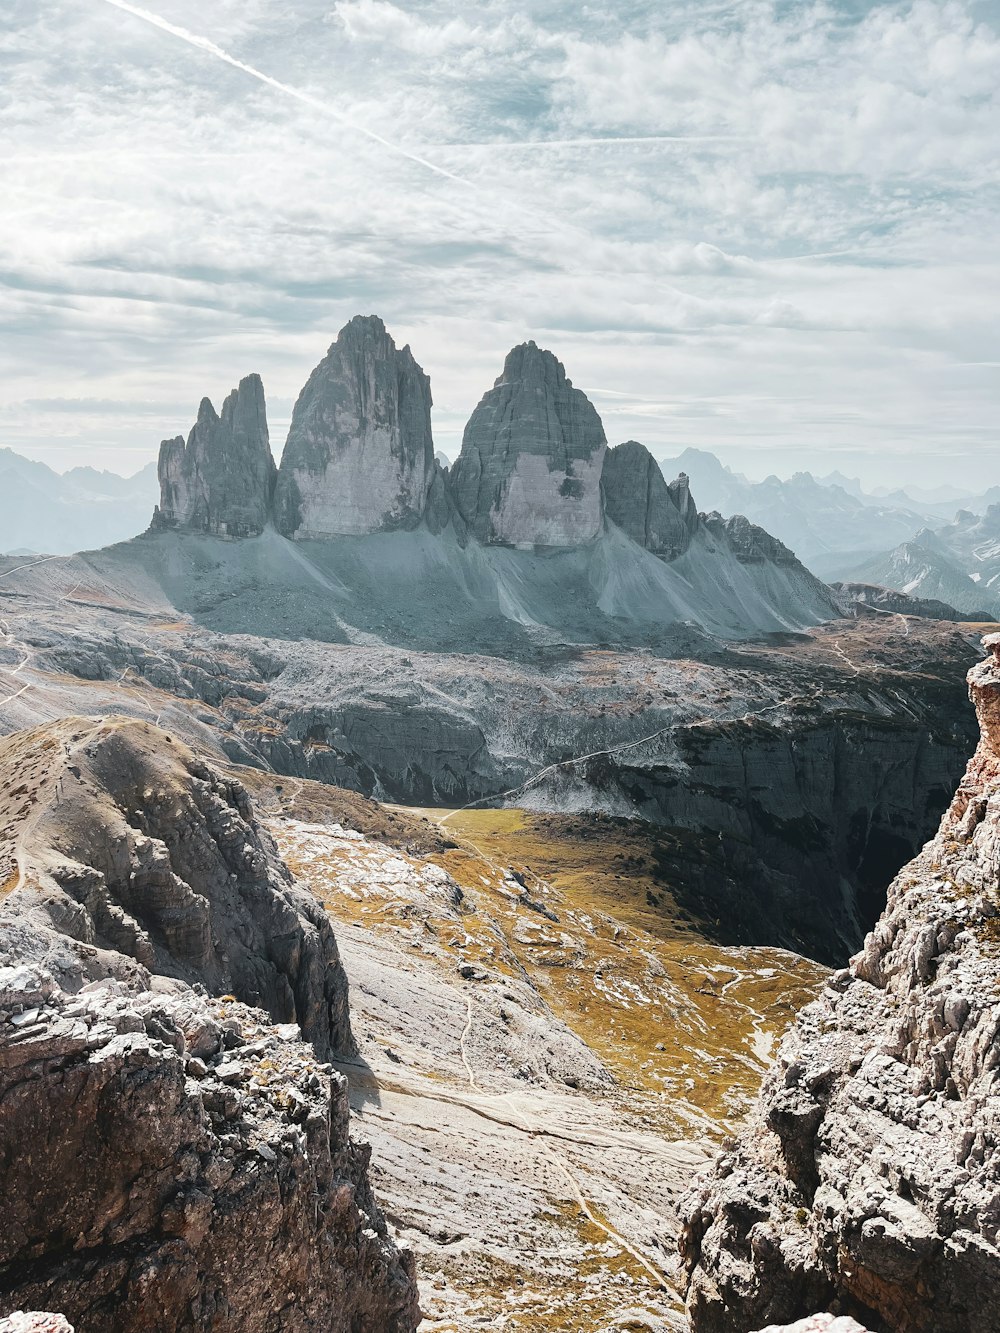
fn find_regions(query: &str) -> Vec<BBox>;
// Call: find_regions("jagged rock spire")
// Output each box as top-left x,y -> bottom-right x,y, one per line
602,442 -> 699,558
154,373 -> 274,538
448,341 -> 606,547
273,315 -> 436,539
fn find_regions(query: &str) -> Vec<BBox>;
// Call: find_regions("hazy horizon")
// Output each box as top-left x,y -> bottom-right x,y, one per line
3,0 -> 998,492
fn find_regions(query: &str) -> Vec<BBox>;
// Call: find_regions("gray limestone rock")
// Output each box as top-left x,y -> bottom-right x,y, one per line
449,342 -> 606,547
0,717 -> 352,1061
153,374 -> 274,538
668,471 -> 700,532
680,636 -> 1000,1332
602,443 -> 696,558
703,511 -> 800,565
423,459 -> 453,536
273,315 -> 435,538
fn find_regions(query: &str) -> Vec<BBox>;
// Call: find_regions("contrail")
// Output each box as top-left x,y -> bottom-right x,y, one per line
99,0 -> 470,189
438,135 -> 750,151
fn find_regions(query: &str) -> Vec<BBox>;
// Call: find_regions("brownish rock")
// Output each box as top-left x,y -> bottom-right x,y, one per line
0,716 -> 351,1060
0,974 -> 418,1331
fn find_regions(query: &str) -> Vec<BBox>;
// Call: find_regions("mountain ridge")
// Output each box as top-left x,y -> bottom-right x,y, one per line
146,316 -> 839,643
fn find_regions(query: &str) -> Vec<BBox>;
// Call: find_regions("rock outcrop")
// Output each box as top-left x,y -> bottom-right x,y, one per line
449,342 -> 606,547
831,582 -> 989,624
153,375 -> 274,538
0,717 -> 351,1060
273,316 -> 435,538
704,511 -> 801,565
751,1321 -> 872,1333
680,634 -> 1000,1331
0,716 -> 418,1329
601,442 -> 696,557
0,969 -> 418,1331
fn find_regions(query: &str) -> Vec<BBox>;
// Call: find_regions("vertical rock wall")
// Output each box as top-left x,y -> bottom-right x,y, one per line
680,637 -> 1000,1333
154,374 -> 274,537
449,342 -> 607,547
273,316 -> 435,538
602,442 -> 698,557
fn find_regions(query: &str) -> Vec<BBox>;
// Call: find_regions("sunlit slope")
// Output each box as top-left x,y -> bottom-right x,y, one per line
251,775 -> 827,1330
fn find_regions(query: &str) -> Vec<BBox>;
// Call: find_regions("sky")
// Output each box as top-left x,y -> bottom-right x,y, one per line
1,0 -> 998,490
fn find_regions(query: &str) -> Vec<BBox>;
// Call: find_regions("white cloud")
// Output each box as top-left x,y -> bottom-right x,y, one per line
0,0 -> 996,487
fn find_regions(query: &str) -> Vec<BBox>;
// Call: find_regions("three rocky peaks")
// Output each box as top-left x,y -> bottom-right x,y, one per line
153,314 -> 780,562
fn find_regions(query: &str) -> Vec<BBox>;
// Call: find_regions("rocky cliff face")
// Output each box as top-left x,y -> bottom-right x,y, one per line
704,512 -> 802,566
0,717 -> 351,1060
154,375 -> 274,538
680,635 -> 1000,1331
273,316 -> 435,539
0,969 -> 418,1332
832,582 -> 988,624
0,716 -> 418,1329
449,342 -> 606,547
602,442 -> 697,557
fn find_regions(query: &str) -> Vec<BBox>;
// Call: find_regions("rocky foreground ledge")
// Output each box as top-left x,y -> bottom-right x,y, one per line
681,637 -> 1000,1331
0,718 -> 418,1330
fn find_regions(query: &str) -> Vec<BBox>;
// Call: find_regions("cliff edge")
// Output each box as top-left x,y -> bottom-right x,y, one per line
0,717 -> 418,1331
680,634 -> 1000,1331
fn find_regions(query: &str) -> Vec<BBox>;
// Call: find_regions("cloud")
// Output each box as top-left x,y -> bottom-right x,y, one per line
0,0 -> 996,487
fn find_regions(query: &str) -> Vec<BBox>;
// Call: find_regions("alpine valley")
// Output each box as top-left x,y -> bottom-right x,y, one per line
2,317 -> 998,1333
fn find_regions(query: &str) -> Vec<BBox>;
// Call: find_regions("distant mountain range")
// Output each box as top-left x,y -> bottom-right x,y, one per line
838,510 -> 1000,619
658,448 -> 1000,574
0,449 -> 156,555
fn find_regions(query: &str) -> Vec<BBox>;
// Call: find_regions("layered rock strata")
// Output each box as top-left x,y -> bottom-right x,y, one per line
0,716 -> 418,1329
0,967 -> 418,1331
0,717 -> 351,1060
601,442 -> 697,557
154,374 -> 274,537
704,512 -> 802,565
680,635 -> 1000,1331
273,316 -> 435,538
448,341 -> 606,547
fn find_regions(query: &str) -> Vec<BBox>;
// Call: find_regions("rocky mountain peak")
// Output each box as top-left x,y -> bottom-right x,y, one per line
496,340 -> 568,388
602,441 -> 699,558
668,470 -> 699,528
448,341 -> 607,547
273,315 -> 435,539
153,373 -> 274,538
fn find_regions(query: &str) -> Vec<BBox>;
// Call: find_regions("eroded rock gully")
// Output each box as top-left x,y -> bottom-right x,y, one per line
681,636 -> 1000,1331
0,718 -> 418,1331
